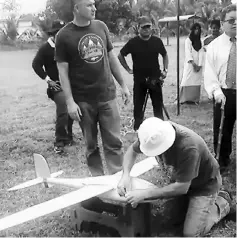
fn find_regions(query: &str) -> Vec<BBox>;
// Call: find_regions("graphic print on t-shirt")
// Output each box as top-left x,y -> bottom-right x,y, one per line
78,34 -> 104,64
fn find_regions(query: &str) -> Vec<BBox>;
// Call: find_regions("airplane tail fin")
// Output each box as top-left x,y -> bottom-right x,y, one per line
8,154 -> 63,191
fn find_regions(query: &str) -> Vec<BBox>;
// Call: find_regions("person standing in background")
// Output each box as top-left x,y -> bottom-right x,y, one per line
32,20 -> 74,154
118,16 -> 168,131
180,23 -> 204,105
203,19 -> 221,50
204,4 -> 236,173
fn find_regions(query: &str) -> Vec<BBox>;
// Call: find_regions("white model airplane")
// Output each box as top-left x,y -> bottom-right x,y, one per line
0,153 -> 159,232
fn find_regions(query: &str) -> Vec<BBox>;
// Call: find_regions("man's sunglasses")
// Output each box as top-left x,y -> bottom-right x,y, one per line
141,25 -> 152,29
223,19 -> 237,25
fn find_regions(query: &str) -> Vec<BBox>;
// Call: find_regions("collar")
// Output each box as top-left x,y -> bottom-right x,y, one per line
223,32 -> 237,41
47,37 -> 55,48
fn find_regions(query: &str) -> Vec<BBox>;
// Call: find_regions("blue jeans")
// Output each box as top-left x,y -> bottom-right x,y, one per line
53,91 -> 73,146
183,173 -> 230,237
77,99 -> 123,176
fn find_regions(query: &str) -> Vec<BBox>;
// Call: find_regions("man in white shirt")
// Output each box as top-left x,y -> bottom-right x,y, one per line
204,4 -> 236,173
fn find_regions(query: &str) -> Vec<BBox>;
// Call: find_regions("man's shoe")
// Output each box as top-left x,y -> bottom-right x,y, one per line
54,146 -> 64,154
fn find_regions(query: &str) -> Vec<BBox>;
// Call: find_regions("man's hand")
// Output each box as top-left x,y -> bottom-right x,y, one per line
192,62 -> 199,72
125,189 -> 147,208
67,100 -> 82,121
196,66 -> 202,72
127,68 -> 133,75
161,70 -> 167,79
122,86 -> 130,105
117,175 -> 132,197
214,93 -> 226,108
48,81 -> 61,91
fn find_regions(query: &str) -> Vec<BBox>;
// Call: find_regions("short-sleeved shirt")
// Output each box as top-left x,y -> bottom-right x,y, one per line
55,20 -> 116,103
133,122 -> 220,196
120,35 -> 167,78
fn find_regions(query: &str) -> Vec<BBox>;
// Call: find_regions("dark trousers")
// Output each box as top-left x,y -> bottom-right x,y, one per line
133,80 -> 164,131
213,89 -> 236,166
53,91 -> 73,146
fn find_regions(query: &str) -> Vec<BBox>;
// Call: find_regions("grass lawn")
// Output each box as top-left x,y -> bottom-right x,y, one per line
0,37 -> 235,237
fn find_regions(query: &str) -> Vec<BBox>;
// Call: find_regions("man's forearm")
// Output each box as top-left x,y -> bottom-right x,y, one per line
108,51 -> 127,88
163,54 -> 169,71
123,145 -> 138,176
118,53 -> 131,72
57,62 -> 74,103
32,58 -> 47,80
144,182 -> 189,200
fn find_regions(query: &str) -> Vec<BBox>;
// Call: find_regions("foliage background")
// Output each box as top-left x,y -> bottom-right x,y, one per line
0,0 -> 234,45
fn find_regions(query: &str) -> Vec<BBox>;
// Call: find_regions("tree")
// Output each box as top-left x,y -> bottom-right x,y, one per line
46,0 -> 73,23
96,0 -> 135,34
0,0 -> 20,42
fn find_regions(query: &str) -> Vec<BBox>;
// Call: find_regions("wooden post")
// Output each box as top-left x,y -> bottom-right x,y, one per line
166,22 -> 170,46
177,0 -> 180,116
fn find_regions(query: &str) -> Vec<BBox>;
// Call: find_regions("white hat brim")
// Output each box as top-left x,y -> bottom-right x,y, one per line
139,121 -> 175,157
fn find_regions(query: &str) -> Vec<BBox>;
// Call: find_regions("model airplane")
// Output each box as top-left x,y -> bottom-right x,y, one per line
0,153 -> 159,232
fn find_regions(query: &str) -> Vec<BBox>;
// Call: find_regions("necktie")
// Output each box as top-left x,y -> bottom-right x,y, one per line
226,37 -> 236,89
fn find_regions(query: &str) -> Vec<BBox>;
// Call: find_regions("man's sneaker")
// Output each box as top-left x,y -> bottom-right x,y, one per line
218,190 -> 232,206
54,146 -> 64,154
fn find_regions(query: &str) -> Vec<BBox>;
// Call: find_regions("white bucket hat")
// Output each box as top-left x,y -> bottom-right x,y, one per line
138,117 -> 176,157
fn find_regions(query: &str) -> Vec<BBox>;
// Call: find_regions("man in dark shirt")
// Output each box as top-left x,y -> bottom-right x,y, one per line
55,0 -> 130,176
118,16 -> 169,130
32,20 -> 73,154
203,19 -> 221,50
117,117 -> 231,237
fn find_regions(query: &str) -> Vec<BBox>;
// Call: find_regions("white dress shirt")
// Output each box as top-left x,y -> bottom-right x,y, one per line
204,32 -> 236,99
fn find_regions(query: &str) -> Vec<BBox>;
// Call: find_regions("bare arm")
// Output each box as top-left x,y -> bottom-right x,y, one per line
117,144 -> 139,196
108,50 -> 128,88
57,62 -> 73,103
118,52 -> 133,74
162,53 -> 169,71
57,62 -> 81,121
108,50 -> 130,104
122,145 -> 138,176
125,181 -> 191,206
144,181 -> 191,199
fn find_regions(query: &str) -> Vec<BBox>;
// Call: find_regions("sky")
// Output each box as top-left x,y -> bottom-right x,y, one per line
0,0 -> 237,15
17,0 -> 237,14
18,0 -> 47,14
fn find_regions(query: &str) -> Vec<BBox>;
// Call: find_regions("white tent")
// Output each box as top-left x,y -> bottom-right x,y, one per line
158,14 -> 201,23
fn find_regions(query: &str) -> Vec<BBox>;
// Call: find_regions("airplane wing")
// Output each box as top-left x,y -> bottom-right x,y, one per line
0,184 -> 112,232
115,156 -> 158,177
67,157 -> 159,187
8,171 -> 64,191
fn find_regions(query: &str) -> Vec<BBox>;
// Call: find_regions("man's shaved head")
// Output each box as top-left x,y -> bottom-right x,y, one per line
72,0 -> 96,23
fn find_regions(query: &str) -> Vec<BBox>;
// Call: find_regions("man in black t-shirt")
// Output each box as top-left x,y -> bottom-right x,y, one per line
118,16 -> 169,130
117,117 -> 231,237
55,0 -> 130,176
32,20 -> 74,154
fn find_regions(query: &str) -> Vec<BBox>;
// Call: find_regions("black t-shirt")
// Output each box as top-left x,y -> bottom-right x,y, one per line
55,20 -> 116,103
120,35 -> 167,78
132,122 -> 220,196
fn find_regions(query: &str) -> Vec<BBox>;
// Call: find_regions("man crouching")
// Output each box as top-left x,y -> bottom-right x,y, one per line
117,117 -> 231,237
